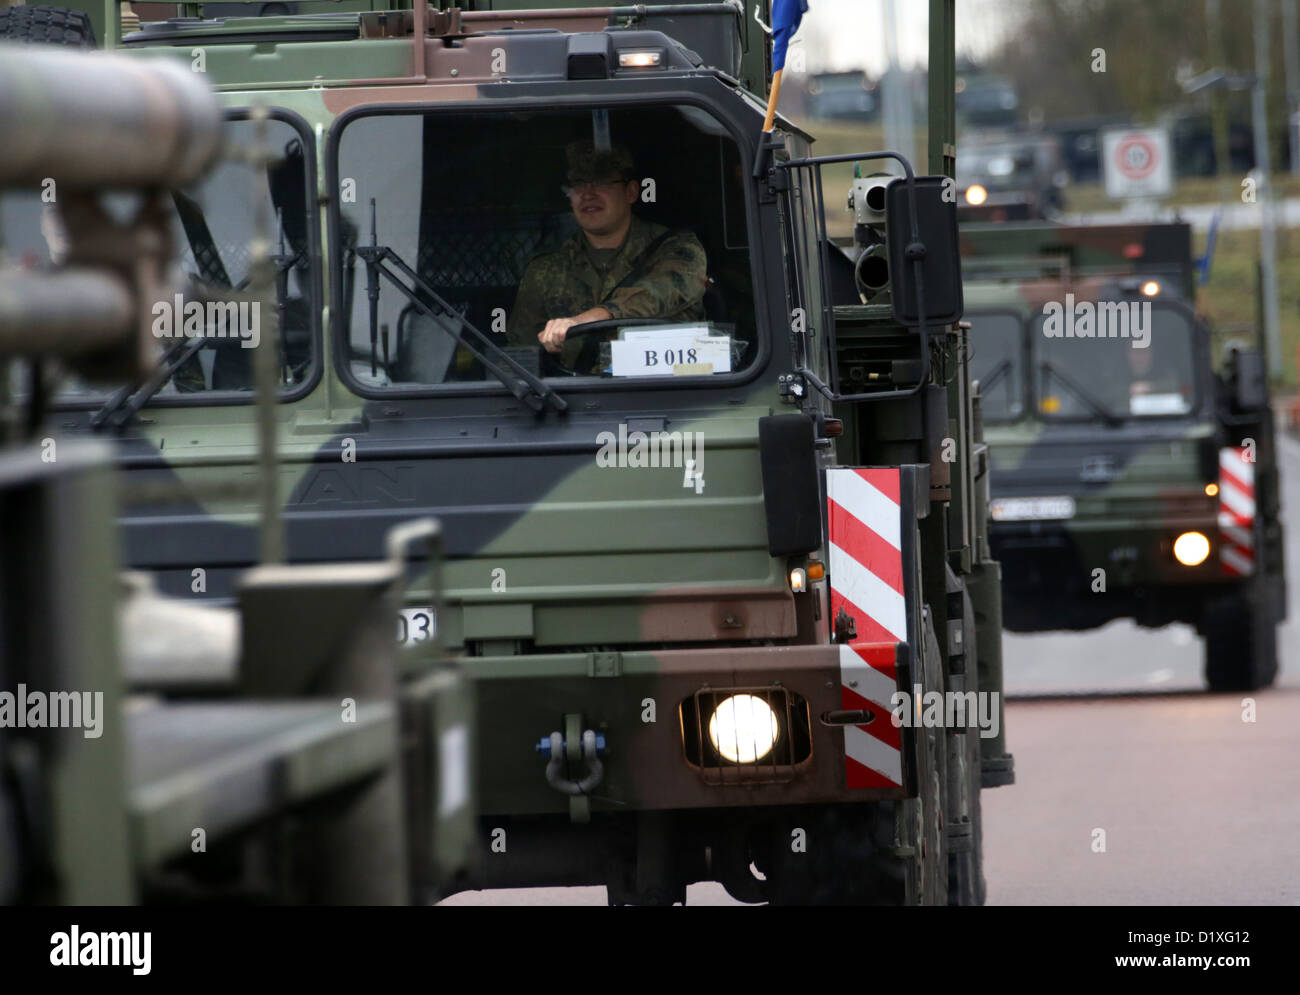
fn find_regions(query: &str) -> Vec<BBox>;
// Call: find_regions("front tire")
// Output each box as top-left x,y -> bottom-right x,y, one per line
1203,590 -> 1277,692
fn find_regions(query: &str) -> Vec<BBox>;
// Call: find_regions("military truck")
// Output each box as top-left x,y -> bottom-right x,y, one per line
8,0 -> 1010,905
0,42 -> 475,905
956,132 -> 1069,223
962,221 -> 1286,692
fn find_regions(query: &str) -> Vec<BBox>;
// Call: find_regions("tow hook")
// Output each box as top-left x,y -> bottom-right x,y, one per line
536,715 -> 605,823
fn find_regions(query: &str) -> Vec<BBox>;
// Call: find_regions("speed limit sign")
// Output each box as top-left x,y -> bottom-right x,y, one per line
1102,127 -> 1172,199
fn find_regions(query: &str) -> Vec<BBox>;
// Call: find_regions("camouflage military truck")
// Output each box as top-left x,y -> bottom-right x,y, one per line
0,42 -> 474,905
961,221 -> 1286,692
956,132 -> 1069,223
7,0 -> 1011,905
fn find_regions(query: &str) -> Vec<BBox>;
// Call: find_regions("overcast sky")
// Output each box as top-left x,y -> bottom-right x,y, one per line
793,0 -> 1014,75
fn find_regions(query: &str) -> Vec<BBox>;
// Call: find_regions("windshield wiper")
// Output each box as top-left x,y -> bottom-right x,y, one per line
90,334 -> 208,432
978,357 -> 1012,395
354,199 -> 566,414
1039,360 -> 1123,426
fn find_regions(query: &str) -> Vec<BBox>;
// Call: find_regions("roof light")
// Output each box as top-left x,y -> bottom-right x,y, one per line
618,49 -> 663,68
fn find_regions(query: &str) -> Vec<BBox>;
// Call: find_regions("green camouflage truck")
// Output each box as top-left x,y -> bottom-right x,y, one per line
961,221 -> 1285,692
5,0 -> 1011,904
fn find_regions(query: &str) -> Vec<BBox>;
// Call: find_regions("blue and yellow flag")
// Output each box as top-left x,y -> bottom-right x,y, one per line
770,0 -> 810,74
763,0 -> 809,131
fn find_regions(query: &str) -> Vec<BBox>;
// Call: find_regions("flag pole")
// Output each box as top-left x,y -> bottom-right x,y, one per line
762,67 -> 784,132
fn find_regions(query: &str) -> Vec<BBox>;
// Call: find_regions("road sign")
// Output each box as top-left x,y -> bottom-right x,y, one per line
1102,127 -> 1173,199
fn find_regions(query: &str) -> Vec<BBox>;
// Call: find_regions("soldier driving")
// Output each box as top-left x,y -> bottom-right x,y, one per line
507,140 -> 708,369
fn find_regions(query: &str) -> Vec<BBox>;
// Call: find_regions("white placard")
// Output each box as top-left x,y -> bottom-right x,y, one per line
398,606 -> 436,648
989,496 -> 1077,522
610,330 -> 732,377
1102,127 -> 1173,200
1129,391 -> 1189,415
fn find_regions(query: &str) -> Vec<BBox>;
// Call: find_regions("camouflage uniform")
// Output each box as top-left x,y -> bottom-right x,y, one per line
507,214 -> 708,368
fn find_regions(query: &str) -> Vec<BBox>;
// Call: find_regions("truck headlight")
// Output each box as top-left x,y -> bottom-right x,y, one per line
1174,531 -> 1210,566
708,694 -> 779,763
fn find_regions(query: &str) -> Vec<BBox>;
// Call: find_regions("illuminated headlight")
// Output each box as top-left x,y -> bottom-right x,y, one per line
965,184 -> 988,206
1174,531 -> 1211,567
618,49 -> 663,68
1142,280 -> 1160,297
708,694 -> 779,763
789,567 -> 808,593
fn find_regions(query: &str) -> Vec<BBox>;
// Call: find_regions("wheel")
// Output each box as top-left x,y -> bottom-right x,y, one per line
1203,590 -> 1278,692
0,6 -> 96,46
764,613 -> 948,905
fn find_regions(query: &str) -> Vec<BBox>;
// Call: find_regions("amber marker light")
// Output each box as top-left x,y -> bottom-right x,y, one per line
1205,483 -> 1219,497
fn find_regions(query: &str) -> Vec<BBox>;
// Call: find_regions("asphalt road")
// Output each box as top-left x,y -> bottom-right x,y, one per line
441,429 -> 1300,906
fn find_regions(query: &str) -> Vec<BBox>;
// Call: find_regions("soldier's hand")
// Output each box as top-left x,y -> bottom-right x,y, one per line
539,317 -> 577,354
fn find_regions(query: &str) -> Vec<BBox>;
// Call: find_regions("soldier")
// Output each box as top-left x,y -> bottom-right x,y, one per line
507,140 -> 708,370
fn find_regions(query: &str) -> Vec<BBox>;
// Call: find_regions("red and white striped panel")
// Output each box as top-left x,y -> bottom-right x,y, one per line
837,642 -> 902,788
1218,446 -> 1255,577
827,467 -> 906,789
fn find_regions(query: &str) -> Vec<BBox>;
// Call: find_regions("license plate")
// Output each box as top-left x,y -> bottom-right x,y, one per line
990,496 -> 1076,522
397,606 -> 437,648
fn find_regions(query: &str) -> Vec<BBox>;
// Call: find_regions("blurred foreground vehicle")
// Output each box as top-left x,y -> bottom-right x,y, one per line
0,42 -> 474,904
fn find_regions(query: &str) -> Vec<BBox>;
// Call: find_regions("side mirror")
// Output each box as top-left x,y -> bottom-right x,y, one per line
885,175 -> 963,328
1225,346 -> 1268,412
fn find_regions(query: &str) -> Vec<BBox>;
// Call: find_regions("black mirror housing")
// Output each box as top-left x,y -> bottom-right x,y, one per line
885,175 -> 963,328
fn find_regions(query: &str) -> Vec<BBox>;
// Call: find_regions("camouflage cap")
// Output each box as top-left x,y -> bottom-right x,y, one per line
565,140 -> 635,184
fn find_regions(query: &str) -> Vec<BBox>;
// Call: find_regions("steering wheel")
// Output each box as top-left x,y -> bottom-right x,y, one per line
542,317 -> 672,377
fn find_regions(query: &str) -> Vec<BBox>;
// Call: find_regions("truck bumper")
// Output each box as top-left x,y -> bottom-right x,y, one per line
463,640 -> 913,817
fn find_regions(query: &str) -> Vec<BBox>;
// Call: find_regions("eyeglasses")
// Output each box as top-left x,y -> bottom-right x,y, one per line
562,179 -> 629,197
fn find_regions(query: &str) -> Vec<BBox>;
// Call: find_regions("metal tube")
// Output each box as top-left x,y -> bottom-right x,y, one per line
0,269 -> 132,357
0,44 -> 222,189
1252,0 -> 1284,377
249,108 -> 284,565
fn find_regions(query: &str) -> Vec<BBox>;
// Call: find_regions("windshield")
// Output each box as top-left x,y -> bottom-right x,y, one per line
1032,301 -> 1198,420
960,144 -> 1042,189
332,105 -> 757,393
1,113 -> 317,402
967,310 -> 1024,421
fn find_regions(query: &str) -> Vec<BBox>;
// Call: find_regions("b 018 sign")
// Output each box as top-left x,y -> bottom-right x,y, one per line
610,327 -> 732,377
1102,127 -> 1172,200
